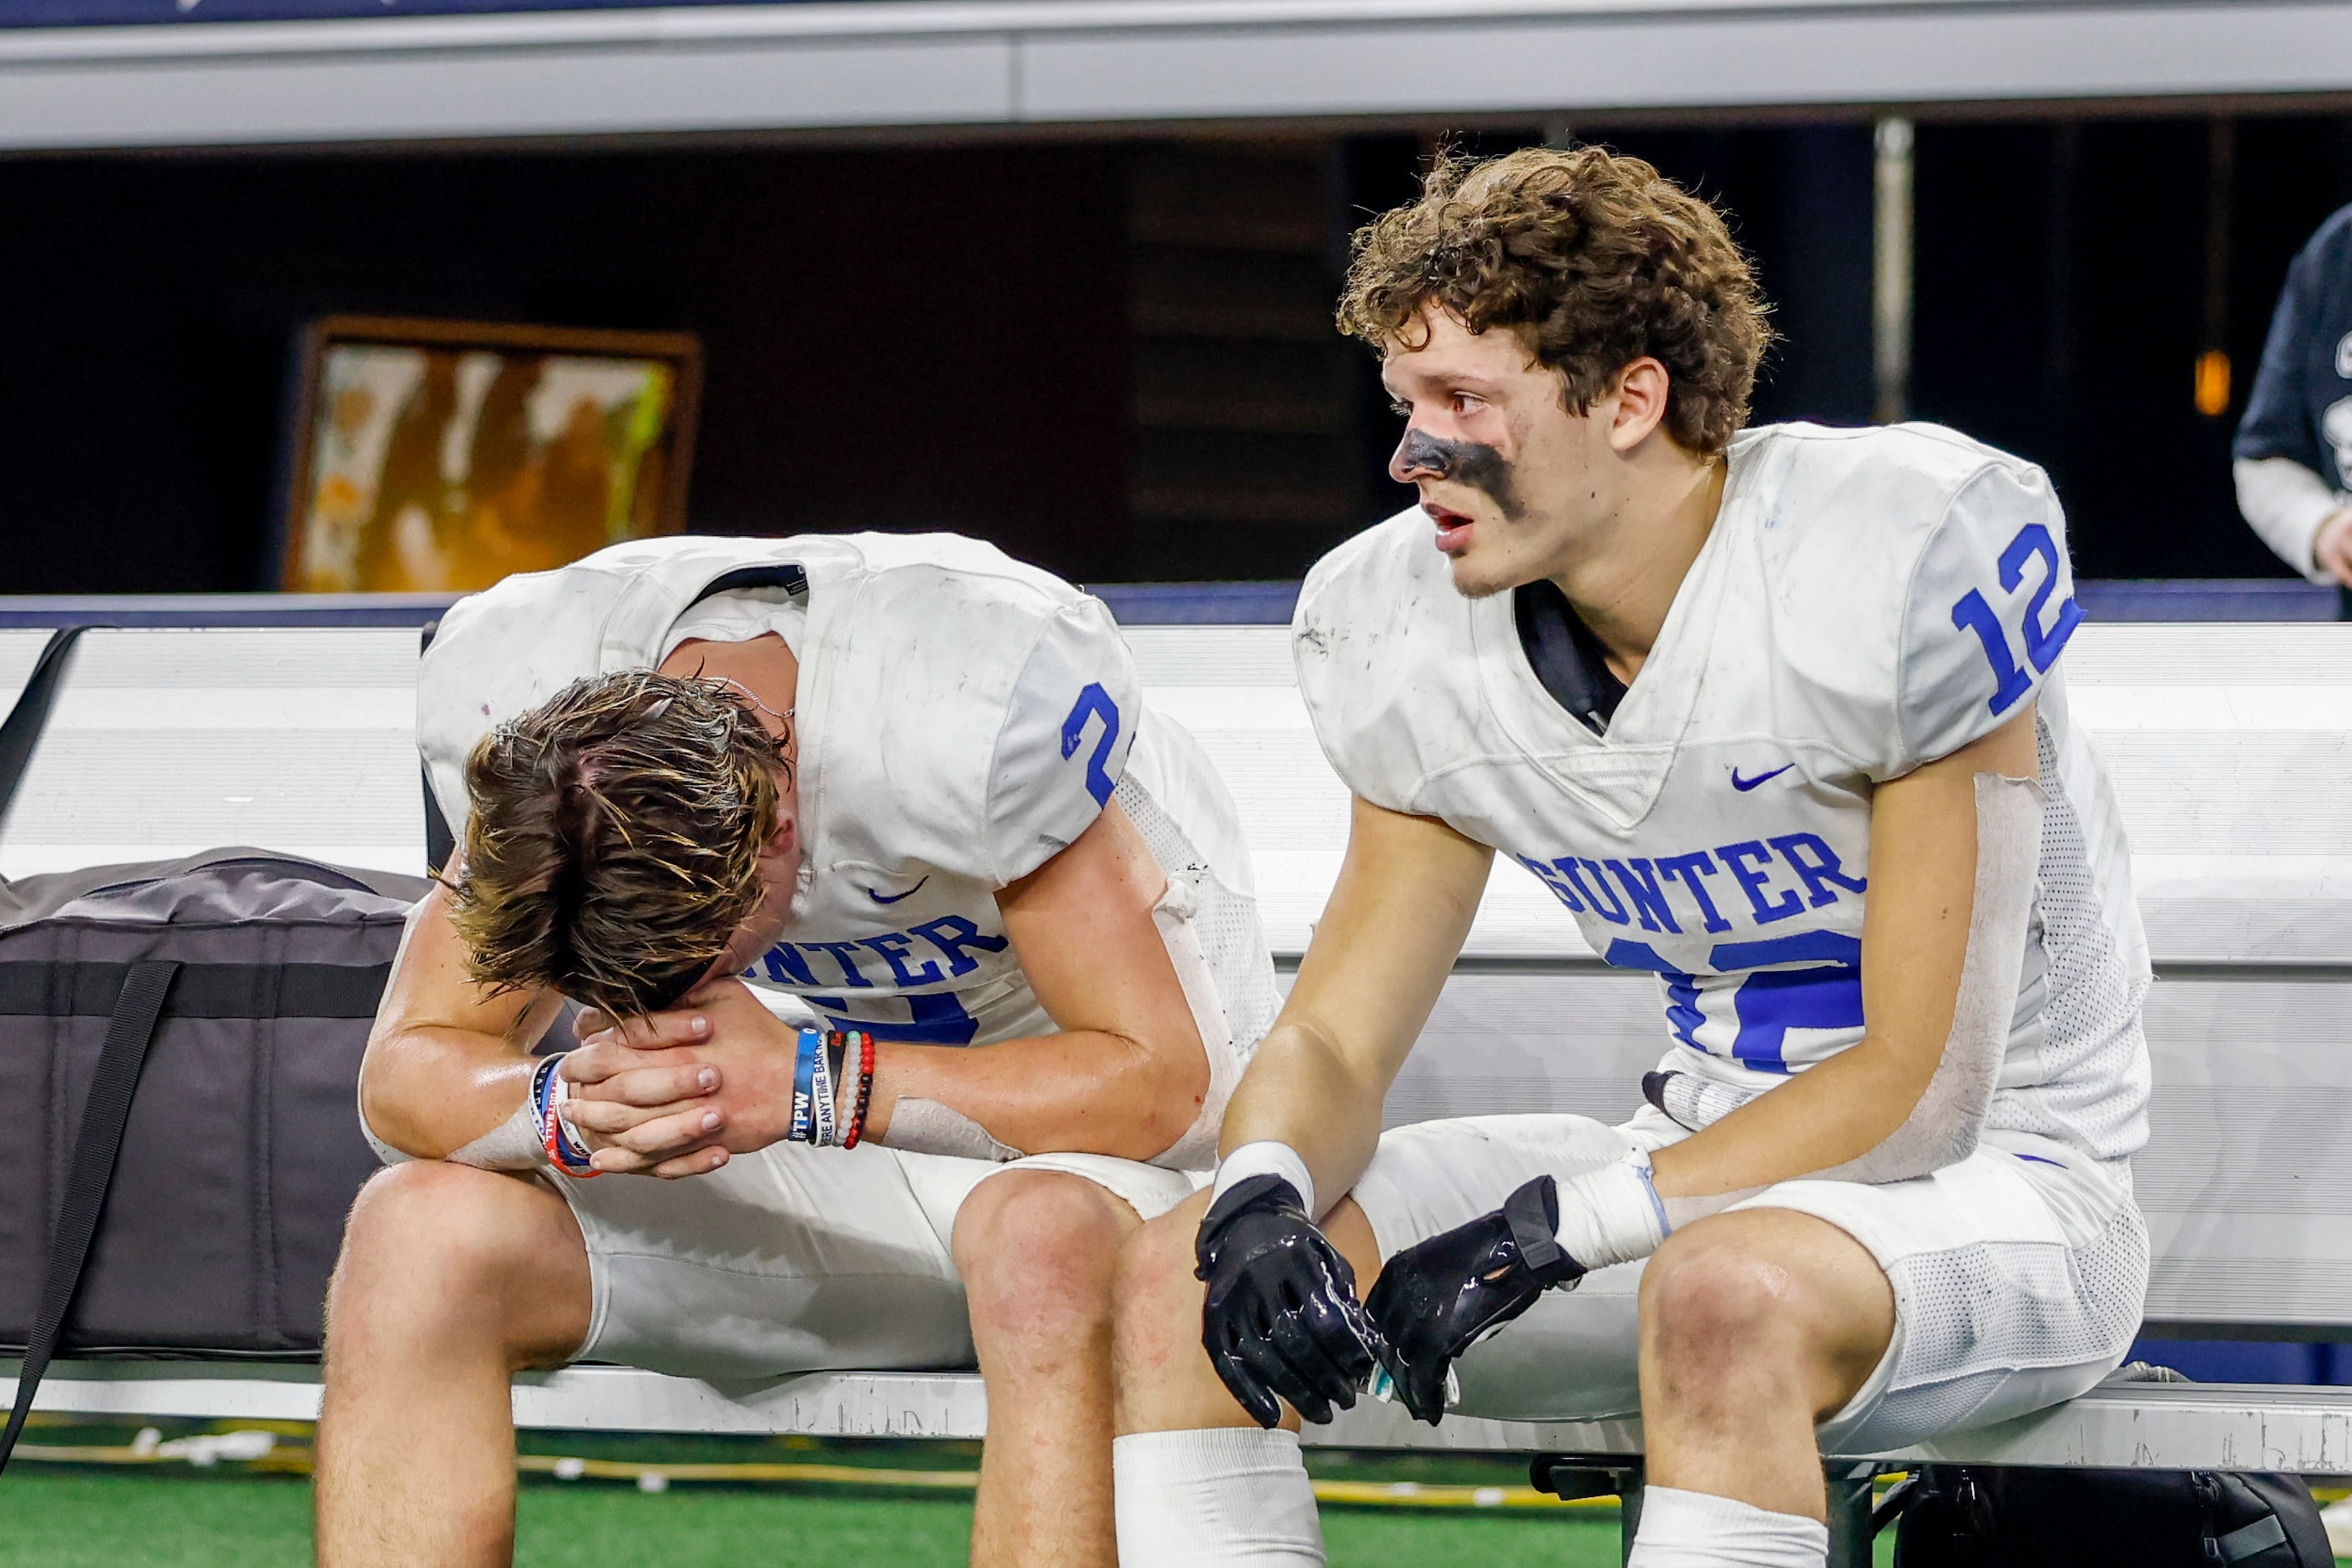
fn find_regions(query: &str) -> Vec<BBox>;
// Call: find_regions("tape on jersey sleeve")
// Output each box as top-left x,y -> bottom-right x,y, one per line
1889,458 -> 2080,777
1810,772 -> 2044,1186
972,599 -> 1142,887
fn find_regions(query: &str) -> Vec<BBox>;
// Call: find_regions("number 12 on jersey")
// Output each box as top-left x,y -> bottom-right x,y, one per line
1950,520 -> 2083,716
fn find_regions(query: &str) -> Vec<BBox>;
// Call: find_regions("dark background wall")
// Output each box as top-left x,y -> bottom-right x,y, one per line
0,143 -> 1132,591
1,114 -> 2347,593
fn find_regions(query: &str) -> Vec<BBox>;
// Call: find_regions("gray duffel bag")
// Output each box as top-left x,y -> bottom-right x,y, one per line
0,851 -> 427,1470
0,630 -> 430,1473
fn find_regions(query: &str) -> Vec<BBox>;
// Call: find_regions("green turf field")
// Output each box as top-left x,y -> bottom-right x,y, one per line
12,1424 -> 2337,1567
0,1469 -> 1639,1568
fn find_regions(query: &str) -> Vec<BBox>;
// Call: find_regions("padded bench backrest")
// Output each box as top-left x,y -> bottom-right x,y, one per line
0,620 -> 2344,1336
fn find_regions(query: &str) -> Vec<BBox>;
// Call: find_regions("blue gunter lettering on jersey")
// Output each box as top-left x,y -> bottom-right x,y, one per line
1060,683 -> 1122,807
757,916 -> 1013,989
1717,841 -> 1804,923
907,915 -> 1011,977
759,945 -> 822,986
862,930 -> 944,988
801,940 -> 877,987
1768,833 -> 1869,908
1571,860 -> 1630,923
1520,840 -> 1870,1068
1605,859 -> 1681,933
1655,852 -> 1734,933
1517,837 -> 1863,938
812,990 -> 981,1046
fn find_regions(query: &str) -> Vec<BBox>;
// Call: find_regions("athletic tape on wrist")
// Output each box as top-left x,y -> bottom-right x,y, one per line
880,1097 -> 1024,1161
1212,1141 -> 1316,1219
1551,1150 -> 1670,1272
448,1094 -> 545,1172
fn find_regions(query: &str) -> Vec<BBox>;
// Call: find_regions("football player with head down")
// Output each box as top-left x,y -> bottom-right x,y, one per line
315,534 -> 1277,1568
1109,147 -> 2148,1568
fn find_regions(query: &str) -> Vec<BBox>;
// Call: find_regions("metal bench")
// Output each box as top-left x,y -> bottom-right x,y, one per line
5,612 -> 2350,1560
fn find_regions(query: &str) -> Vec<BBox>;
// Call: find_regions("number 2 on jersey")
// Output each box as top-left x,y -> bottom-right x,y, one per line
1060,684 -> 1121,807
1950,520 -> 2083,716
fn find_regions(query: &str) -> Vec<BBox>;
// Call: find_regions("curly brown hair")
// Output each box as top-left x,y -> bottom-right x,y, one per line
1337,145 -> 1772,454
448,670 -> 787,1019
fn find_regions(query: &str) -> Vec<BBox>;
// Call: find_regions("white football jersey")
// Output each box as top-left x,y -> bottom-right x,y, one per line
1295,422 -> 2151,1163
420,533 -> 1279,1166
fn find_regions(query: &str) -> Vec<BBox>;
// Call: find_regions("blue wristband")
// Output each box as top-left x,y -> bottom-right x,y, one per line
791,1027 -> 820,1144
533,1055 -> 597,1176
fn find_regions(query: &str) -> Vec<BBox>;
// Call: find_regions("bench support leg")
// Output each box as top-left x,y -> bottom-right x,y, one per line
1526,1454 -> 1644,1562
1824,1461 -> 1879,1568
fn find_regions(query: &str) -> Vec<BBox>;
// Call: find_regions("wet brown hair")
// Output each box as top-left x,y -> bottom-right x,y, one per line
448,670 -> 787,1018
1337,144 -> 1772,454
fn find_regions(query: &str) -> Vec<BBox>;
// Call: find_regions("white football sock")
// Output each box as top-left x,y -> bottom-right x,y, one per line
1626,1485 -> 1829,1568
1112,1428 -> 1324,1566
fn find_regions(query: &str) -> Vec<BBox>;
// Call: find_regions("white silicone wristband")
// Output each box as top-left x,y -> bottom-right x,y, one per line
1212,1141 -> 1317,1219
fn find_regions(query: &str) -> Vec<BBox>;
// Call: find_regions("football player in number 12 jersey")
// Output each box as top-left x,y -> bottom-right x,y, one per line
1109,146 -> 2148,1568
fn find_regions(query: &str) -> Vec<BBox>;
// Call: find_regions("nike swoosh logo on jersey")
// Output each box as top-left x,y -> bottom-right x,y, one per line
863,876 -> 930,905
1729,764 -> 1793,792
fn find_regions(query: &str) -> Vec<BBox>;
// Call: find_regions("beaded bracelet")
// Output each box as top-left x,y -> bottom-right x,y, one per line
791,1028 -> 877,1147
842,1032 -> 877,1150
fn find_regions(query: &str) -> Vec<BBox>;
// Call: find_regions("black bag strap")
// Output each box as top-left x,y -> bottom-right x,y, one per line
0,626 -> 89,828
0,959 -> 180,1476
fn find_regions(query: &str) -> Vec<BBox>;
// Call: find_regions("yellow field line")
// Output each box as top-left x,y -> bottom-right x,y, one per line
18,1435 -> 2343,1514
7,1439 -> 1608,1510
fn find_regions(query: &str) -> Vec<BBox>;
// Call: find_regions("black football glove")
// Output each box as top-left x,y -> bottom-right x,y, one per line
1195,1174 -> 1380,1429
1363,1175 -> 1587,1425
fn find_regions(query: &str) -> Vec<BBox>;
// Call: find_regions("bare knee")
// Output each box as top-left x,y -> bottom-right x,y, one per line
1111,1192 -> 1212,1383
327,1161 -> 582,1361
955,1171 -> 1136,1356
1640,1216 -> 1890,1420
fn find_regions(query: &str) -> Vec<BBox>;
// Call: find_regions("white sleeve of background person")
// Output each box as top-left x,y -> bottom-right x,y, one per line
2234,455 -> 2341,582
1626,1485 -> 1828,1568
1112,1429 -> 1325,1568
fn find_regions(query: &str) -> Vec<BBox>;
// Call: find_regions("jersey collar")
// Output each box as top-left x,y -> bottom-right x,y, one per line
1464,442 -> 1753,830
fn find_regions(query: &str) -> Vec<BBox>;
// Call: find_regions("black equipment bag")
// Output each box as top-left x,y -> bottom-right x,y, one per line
0,626 -> 428,1474
1889,1464 -> 2331,1565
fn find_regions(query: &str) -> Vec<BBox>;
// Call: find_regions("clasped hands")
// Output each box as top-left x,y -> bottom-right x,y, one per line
553,979 -> 812,1178
1194,1173 -> 1586,1429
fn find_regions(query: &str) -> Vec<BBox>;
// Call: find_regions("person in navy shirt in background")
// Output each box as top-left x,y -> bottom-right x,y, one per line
2237,205 -> 2352,611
